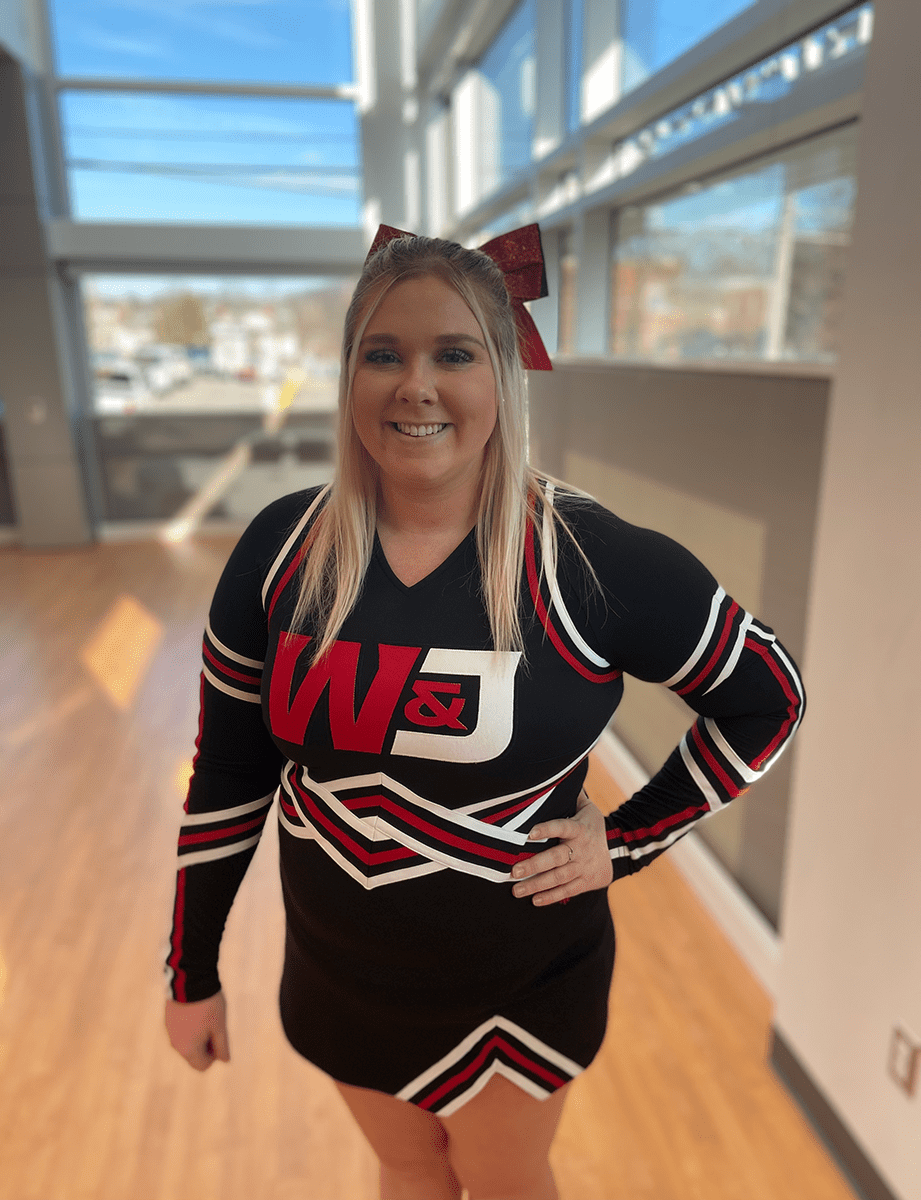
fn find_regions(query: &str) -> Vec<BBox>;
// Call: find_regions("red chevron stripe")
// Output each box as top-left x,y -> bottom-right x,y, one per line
418,1034 -> 567,1111
378,795 -> 524,866
290,779 -> 417,865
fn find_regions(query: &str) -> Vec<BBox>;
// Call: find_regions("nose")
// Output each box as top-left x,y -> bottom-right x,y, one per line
396,355 -> 436,404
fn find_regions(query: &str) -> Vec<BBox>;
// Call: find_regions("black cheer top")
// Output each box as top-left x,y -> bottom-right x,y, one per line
166,482 -> 803,1115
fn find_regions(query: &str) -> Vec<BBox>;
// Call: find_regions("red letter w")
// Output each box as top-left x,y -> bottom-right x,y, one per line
270,635 -> 421,753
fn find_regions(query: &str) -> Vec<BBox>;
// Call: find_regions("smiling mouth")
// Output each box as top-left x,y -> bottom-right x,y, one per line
392,422 -> 448,437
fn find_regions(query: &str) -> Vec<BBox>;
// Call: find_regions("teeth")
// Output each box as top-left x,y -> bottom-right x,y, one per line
395,423 -> 447,437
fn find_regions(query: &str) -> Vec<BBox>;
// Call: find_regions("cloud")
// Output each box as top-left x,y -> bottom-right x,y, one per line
80,29 -> 166,58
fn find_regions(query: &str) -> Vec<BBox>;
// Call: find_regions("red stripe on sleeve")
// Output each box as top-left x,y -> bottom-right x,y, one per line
676,601 -> 740,695
167,867 -> 188,1002
178,813 -> 267,846
607,801 -> 708,846
202,641 -> 261,686
744,638 -> 802,768
524,524 -> 621,684
691,721 -> 743,800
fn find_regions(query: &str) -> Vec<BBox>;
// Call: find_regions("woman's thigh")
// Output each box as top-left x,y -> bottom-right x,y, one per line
334,1079 -> 451,1172
442,1073 -> 569,1196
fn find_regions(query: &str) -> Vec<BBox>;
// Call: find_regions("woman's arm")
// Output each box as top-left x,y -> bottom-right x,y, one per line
511,506 -> 804,901
164,495 -> 309,1014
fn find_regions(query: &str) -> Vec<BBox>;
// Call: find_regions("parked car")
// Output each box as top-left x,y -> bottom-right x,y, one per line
92,353 -> 149,413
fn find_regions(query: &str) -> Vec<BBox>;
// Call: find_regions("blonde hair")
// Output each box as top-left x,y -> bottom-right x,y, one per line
291,233 -> 580,659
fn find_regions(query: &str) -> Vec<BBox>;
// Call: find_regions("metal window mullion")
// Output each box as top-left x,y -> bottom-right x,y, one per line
52,77 -> 359,101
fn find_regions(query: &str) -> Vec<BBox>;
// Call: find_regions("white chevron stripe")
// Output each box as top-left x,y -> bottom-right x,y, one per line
178,831 -> 262,868
261,484 -> 330,610
202,664 -> 261,703
435,1062 -> 552,1115
704,611 -> 752,694
204,617 -> 264,668
541,483 -> 611,669
661,587 -> 726,688
276,802 -> 445,887
181,792 -> 275,825
679,732 -> 725,811
278,747 -> 599,887
396,1014 -> 583,1105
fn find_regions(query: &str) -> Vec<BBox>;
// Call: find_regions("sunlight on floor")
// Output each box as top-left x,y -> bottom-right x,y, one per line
80,594 -> 164,709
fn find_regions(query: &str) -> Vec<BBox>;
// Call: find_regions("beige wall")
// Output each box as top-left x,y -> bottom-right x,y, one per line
774,2 -> 921,1197
529,361 -> 828,927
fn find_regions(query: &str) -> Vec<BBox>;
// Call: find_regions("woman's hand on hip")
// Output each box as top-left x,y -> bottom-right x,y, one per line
165,990 -> 230,1071
511,790 -> 613,905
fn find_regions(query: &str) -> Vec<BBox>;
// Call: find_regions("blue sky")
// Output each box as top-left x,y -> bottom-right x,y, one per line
49,0 -> 360,225
49,0 -> 353,84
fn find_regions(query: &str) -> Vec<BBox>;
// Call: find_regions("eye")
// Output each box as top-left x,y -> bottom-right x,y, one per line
365,348 -> 400,365
440,347 -> 474,364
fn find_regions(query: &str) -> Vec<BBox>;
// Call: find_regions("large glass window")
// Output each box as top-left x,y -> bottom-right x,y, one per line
48,0 -> 353,86
564,0 -> 585,133
610,124 -> 858,365
477,0 -> 536,196
82,274 -> 356,526
60,91 -> 360,225
620,0 -> 756,95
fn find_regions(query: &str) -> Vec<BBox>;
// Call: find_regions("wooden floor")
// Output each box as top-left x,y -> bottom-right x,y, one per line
0,536 -> 857,1200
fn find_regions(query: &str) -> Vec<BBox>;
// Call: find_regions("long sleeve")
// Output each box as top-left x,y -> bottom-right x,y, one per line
562,502 -> 805,881
604,595 -> 803,880
165,494 -> 309,1001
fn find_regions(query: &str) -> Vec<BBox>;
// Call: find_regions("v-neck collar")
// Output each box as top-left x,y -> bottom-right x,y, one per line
372,526 -> 477,594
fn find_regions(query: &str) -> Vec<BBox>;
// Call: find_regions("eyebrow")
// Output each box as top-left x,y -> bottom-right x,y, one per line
359,332 -> 487,350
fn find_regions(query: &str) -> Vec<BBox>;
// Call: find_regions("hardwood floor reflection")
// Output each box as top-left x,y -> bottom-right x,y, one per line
0,538 -> 856,1200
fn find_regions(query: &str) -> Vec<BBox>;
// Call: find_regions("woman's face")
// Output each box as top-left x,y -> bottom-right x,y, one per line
350,274 -> 498,503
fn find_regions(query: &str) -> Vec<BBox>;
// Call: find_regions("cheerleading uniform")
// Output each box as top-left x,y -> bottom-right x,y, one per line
166,483 -> 803,1115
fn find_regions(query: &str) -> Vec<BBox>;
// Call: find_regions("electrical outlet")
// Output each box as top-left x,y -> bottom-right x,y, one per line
888,1026 -> 920,1097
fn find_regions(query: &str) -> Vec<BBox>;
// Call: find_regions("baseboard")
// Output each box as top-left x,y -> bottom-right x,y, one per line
593,727 -> 781,996
97,518 -> 247,542
770,1031 -> 901,1200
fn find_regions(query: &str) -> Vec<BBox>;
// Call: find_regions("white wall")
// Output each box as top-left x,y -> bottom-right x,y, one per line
0,0 -> 35,67
774,2 -> 921,1197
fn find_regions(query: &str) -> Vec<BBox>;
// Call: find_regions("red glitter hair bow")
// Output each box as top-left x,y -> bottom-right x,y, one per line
366,222 -> 553,371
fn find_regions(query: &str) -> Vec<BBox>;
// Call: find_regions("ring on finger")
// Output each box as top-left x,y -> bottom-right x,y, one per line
567,845 -> 574,863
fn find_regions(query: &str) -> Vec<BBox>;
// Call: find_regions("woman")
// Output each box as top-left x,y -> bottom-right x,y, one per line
165,227 -> 804,1200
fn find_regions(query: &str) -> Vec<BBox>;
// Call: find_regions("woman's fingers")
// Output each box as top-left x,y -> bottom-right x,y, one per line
511,793 -> 612,904
165,992 -> 230,1071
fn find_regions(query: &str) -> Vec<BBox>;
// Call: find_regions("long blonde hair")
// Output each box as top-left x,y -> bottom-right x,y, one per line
290,233 -> 578,659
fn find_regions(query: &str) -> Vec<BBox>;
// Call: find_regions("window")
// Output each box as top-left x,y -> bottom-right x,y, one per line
82,274 -> 356,525
48,0 -> 354,85
620,0 -> 756,95
60,91 -> 361,225
476,0 -> 536,197
564,0 -> 585,133
610,124 -> 858,364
